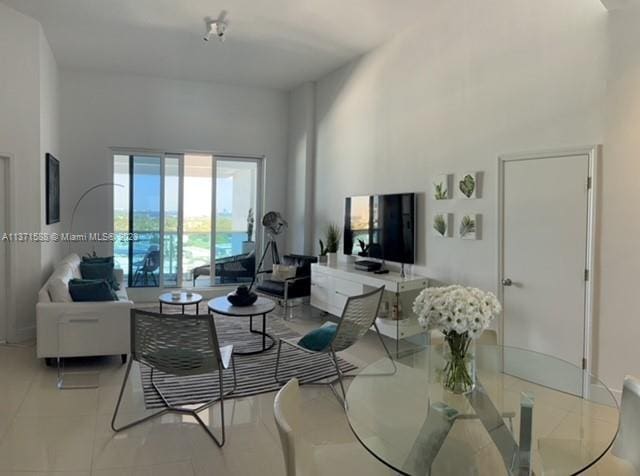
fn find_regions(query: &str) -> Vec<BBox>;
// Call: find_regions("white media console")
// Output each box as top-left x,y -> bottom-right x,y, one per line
310,261 -> 429,350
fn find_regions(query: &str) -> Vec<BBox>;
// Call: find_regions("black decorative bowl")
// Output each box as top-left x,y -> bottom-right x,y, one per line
227,285 -> 258,307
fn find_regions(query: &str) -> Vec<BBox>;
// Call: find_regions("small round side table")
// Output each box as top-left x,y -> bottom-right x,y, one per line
208,296 -> 276,355
159,292 -> 203,314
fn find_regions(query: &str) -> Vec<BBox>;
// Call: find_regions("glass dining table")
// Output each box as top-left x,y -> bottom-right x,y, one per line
345,345 -> 619,476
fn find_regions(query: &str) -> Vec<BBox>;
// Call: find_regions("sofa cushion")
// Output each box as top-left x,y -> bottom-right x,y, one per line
256,279 -> 310,299
47,264 -> 75,303
80,261 -> 119,290
59,253 -> 82,279
68,279 -> 118,302
298,322 -> 337,351
61,253 -> 81,268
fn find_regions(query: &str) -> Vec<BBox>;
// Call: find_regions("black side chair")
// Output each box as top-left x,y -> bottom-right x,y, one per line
192,251 -> 256,286
133,249 -> 160,287
256,254 -> 317,318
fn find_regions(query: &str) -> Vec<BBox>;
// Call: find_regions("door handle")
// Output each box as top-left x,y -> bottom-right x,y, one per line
502,278 -> 513,287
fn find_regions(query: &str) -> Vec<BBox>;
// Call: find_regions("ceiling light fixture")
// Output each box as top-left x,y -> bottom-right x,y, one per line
204,11 -> 229,42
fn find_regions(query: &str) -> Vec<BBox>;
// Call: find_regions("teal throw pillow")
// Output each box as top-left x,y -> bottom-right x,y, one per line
80,261 -> 119,291
68,279 -> 118,302
298,322 -> 337,351
82,256 -> 114,264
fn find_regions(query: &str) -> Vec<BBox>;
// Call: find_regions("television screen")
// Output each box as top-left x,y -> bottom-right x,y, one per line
344,193 -> 416,264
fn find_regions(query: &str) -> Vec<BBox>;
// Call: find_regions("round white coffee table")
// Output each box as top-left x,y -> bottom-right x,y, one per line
159,292 -> 203,314
207,296 -> 277,355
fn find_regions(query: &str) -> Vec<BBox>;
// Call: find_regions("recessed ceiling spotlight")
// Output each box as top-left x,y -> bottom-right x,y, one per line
204,11 -> 229,42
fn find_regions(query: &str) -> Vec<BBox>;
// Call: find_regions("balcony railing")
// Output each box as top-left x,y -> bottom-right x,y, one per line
115,230 -> 254,287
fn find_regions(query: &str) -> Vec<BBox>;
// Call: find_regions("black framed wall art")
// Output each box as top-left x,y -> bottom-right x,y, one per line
46,153 -> 60,224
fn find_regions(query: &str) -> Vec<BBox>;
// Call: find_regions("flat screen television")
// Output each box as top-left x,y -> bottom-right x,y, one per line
344,193 -> 416,264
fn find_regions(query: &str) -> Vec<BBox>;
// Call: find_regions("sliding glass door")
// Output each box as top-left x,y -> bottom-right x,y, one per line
114,152 -> 262,289
214,160 -> 259,284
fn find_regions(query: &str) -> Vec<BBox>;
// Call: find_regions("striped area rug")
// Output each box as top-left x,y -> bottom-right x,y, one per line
138,309 -> 356,409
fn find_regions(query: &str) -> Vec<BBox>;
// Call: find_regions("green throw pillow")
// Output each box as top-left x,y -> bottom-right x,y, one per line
80,261 -> 119,291
68,279 -> 118,302
298,322 -> 337,351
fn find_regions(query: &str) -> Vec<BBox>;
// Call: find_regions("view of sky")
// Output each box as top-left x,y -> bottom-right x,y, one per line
114,166 -> 235,215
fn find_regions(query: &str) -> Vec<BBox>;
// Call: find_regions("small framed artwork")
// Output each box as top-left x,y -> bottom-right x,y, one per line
46,153 -> 60,224
433,213 -> 453,238
458,172 -> 480,199
459,214 -> 481,240
432,174 -> 452,200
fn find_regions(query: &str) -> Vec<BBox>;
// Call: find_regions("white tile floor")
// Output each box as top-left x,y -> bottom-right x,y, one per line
0,304 -> 632,475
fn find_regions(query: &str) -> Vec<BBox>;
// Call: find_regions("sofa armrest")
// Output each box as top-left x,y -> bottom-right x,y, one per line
36,300 -> 134,358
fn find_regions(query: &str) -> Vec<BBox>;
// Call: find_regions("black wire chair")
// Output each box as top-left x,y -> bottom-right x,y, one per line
132,250 -> 160,287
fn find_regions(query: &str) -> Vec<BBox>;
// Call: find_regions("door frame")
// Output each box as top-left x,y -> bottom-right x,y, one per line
497,145 -> 599,394
0,154 -> 13,343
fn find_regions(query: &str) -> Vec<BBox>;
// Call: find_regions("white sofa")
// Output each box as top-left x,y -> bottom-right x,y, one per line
36,253 -> 133,364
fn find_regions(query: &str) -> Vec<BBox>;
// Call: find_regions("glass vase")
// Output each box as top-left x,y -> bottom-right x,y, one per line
443,332 -> 476,394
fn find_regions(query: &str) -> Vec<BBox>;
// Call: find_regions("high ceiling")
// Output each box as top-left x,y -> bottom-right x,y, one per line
2,0 -> 425,90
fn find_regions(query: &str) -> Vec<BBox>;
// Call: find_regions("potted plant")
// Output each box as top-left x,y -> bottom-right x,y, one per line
413,285 -> 502,394
325,224 -> 341,267
318,239 -> 328,264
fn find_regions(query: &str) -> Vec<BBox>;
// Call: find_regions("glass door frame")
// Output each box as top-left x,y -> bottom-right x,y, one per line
125,152 -> 164,289
113,148 -> 265,289
211,154 -> 265,288
161,153 -> 184,289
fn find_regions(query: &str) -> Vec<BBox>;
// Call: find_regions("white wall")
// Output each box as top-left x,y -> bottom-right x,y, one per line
286,82 -> 316,254
59,71 -> 289,259
39,30 -> 61,279
307,0 -> 640,388
598,7 -> 640,391
0,3 -> 48,341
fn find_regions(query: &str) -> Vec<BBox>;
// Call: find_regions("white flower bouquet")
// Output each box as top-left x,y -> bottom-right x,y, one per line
413,285 -> 502,393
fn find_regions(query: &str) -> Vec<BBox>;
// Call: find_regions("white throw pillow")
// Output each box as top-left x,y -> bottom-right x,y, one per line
271,264 -> 297,282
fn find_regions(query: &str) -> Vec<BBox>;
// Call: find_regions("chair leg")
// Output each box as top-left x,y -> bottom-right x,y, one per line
113,361 -> 229,447
373,322 -> 398,375
329,349 -> 348,409
273,339 -> 348,410
190,369 -> 226,447
111,360 -> 169,432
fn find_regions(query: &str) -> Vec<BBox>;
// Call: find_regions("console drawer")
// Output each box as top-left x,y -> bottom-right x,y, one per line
331,277 -> 363,314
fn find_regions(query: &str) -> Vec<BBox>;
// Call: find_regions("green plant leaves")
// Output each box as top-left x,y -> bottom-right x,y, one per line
434,182 -> 448,200
434,214 -> 447,236
459,215 -> 476,237
325,224 -> 341,253
319,239 -> 327,256
459,174 -> 476,198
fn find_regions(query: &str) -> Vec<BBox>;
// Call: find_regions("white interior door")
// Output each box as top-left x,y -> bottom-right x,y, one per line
0,157 -> 8,343
500,150 -> 594,394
